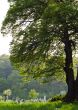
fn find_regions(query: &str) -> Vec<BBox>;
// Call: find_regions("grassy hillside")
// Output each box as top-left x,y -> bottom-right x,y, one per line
0,101 -> 77,110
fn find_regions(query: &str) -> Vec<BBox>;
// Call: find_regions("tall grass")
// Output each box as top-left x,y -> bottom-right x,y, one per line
0,101 -> 77,110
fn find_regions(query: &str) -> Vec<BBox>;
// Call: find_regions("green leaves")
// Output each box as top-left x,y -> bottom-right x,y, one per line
2,0 -> 78,81
28,89 -> 39,99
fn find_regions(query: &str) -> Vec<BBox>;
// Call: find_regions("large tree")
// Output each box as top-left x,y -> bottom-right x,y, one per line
1,0 -> 78,102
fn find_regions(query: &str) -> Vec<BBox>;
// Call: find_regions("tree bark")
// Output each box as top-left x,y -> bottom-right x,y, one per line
75,68 -> 78,100
62,26 -> 75,102
64,40 -> 75,102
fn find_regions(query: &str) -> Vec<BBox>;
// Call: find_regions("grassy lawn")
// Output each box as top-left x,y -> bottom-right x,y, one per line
0,101 -> 77,110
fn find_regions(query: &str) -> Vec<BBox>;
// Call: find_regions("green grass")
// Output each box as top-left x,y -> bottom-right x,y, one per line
0,101 -> 77,110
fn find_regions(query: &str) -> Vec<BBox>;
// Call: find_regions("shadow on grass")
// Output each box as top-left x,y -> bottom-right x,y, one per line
70,102 -> 78,110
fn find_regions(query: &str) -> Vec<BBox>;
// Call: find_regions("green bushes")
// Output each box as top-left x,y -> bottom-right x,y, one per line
48,94 -> 65,102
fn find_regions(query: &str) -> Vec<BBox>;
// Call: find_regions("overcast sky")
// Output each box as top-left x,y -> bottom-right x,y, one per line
0,0 -> 12,55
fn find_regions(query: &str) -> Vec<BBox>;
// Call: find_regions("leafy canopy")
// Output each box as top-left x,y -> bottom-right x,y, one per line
1,0 -> 78,81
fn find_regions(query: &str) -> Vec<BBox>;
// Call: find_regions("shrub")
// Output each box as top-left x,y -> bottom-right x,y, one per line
48,94 -> 65,102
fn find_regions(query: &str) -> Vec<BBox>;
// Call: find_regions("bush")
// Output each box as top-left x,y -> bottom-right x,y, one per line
48,94 -> 65,102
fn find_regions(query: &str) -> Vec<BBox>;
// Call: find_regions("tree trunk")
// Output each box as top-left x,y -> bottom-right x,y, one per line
75,68 -> 78,100
63,39 -> 75,102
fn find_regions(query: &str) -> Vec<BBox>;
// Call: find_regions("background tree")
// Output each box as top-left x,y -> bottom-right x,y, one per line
28,89 -> 39,99
3,89 -> 12,100
0,96 -> 4,101
2,0 -> 78,102
0,55 -> 67,100
0,55 -> 12,79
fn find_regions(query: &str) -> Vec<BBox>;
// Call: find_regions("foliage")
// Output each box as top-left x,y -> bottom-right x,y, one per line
0,55 -> 67,99
0,96 -> 3,101
49,94 -> 65,102
3,89 -> 12,97
3,89 -> 12,100
2,0 -> 78,83
2,0 -> 74,81
28,89 -> 39,99
0,55 -> 12,79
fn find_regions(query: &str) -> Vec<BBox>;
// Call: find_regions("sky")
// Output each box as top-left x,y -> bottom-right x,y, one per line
0,0 -> 12,55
